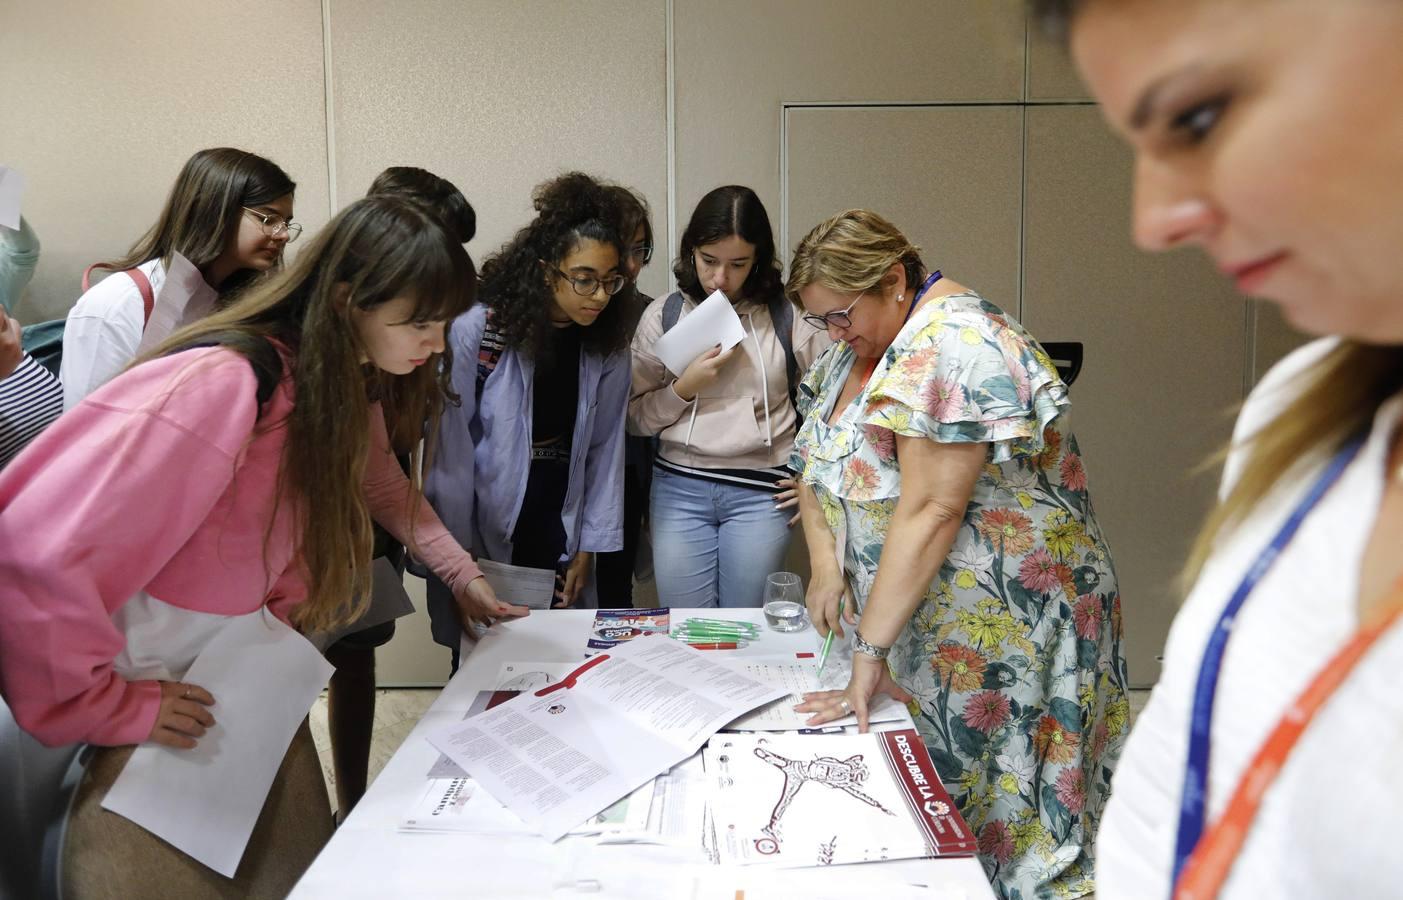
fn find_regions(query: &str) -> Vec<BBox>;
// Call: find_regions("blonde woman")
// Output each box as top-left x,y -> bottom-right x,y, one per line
788,210 -> 1127,899
1034,1 -> 1403,898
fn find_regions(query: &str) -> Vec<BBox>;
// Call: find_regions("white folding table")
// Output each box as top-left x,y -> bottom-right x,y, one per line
290,609 -> 996,899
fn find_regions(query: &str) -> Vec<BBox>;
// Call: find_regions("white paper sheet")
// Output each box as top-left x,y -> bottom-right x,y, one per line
703,729 -> 978,868
134,251 -> 219,355
641,752 -> 709,849
479,559 -> 556,610
400,776 -> 655,838
102,609 -> 334,877
0,167 -> 24,231
308,557 -> 418,653
427,638 -> 787,841
649,289 -> 745,376
721,660 -> 908,731
494,661 -> 582,691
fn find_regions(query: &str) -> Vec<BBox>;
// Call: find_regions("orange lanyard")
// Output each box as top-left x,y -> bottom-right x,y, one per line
1174,593 -> 1403,899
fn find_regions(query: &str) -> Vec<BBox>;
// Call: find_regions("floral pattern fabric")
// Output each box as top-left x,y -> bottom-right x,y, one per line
791,291 -> 1129,900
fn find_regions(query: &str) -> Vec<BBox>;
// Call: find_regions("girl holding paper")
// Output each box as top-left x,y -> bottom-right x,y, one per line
0,196 -> 520,894
628,186 -> 829,608
424,172 -> 632,657
60,147 -> 298,408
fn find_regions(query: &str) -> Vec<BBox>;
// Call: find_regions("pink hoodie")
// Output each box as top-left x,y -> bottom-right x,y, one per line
0,346 -> 480,747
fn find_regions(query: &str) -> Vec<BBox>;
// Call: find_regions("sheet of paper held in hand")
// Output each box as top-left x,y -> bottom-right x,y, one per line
135,251 -> 219,355
427,636 -> 787,841
102,608 -> 334,877
650,289 -> 746,376
477,559 -> 556,610
0,166 -> 25,231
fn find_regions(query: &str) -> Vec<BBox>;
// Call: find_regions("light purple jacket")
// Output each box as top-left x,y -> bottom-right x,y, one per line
423,304 -> 630,647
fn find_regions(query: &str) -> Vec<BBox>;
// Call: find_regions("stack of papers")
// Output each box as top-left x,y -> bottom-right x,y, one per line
427,638 -> 786,840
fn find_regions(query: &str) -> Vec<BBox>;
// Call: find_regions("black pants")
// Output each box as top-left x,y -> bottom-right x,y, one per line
593,460 -> 648,606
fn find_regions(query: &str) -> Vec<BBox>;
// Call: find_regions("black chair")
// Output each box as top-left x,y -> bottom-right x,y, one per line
1040,341 -> 1084,387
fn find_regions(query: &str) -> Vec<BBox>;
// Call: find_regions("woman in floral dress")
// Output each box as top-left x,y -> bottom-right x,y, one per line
787,210 -> 1128,900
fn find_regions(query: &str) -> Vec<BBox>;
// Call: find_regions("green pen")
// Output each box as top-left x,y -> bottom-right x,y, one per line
815,595 -> 845,677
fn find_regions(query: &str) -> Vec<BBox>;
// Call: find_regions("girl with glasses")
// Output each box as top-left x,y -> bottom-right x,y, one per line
60,147 -> 299,408
425,172 -> 632,663
0,196 -> 501,895
628,185 -> 830,609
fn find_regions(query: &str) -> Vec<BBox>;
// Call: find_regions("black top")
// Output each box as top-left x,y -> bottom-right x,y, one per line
532,324 -> 582,447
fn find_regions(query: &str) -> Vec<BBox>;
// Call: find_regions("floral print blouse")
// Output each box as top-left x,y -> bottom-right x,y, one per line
791,290 -> 1129,900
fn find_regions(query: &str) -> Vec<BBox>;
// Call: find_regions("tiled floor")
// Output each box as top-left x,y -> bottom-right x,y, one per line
312,686 -> 1153,820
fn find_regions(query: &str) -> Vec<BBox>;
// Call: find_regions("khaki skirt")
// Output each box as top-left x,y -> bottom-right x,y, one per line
62,720 -> 333,900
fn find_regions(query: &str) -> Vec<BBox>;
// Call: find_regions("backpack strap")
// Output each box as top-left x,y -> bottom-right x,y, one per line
660,291 -> 685,333
475,313 -> 507,404
767,296 -> 801,425
82,263 -> 157,328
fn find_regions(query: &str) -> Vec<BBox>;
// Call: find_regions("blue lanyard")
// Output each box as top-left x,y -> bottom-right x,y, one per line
1171,432 -> 1366,890
912,270 -> 943,315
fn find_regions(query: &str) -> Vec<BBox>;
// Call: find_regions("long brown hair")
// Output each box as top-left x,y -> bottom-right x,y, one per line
103,147 -> 296,297
139,195 -> 476,631
1186,342 -> 1403,583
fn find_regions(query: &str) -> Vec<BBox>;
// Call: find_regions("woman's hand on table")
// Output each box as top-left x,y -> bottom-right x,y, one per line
454,575 -> 530,630
806,564 -> 855,639
773,477 -> 801,527
554,551 -> 593,608
794,654 -> 911,734
149,680 -> 217,749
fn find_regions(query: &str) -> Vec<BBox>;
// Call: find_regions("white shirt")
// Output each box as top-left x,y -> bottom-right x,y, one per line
59,258 -> 166,409
1097,337 -> 1403,898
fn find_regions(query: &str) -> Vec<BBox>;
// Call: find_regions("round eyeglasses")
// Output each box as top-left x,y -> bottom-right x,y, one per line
550,265 -> 627,297
242,206 -> 303,243
628,244 -> 653,265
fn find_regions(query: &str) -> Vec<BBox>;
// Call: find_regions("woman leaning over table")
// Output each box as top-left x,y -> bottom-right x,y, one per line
788,210 -> 1128,899
1033,2 -> 1403,899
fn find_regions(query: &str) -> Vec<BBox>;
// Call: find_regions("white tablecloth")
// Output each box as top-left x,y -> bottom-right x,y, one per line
290,609 -> 996,900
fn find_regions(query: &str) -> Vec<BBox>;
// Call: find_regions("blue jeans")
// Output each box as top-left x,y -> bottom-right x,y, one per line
649,466 -> 792,608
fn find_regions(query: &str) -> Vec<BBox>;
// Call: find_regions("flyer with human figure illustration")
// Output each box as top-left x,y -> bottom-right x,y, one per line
704,729 -> 978,867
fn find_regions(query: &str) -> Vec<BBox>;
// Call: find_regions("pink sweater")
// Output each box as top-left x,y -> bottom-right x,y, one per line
0,346 -> 481,747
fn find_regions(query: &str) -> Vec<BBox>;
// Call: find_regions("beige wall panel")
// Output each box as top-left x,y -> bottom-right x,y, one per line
328,0 -> 670,300
0,0 -> 331,323
1023,106 -> 1246,686
1251,300 -> 1311,385
784,106 -> 1023,310
1026,23 -> 1090,101
330,0 -> 667,684
673,0 -> 1025,255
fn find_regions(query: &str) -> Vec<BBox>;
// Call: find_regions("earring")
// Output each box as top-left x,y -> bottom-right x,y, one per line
897,293 -> 904,304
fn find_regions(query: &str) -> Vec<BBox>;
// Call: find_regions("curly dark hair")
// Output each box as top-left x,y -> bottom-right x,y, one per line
478,172 -> 630,359
673,185 -> 783,303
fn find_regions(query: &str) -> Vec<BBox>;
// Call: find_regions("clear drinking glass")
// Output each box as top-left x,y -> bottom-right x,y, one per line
762,572 -> 807,632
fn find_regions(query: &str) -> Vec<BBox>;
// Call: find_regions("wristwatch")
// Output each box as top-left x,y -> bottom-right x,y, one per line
852,631 -> 891,660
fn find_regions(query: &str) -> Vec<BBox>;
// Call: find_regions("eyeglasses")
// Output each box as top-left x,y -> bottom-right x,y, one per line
550,265 -> 627,297
628,244 -> 653,265
242,207 -> 303,243
801,290 -> 867,331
